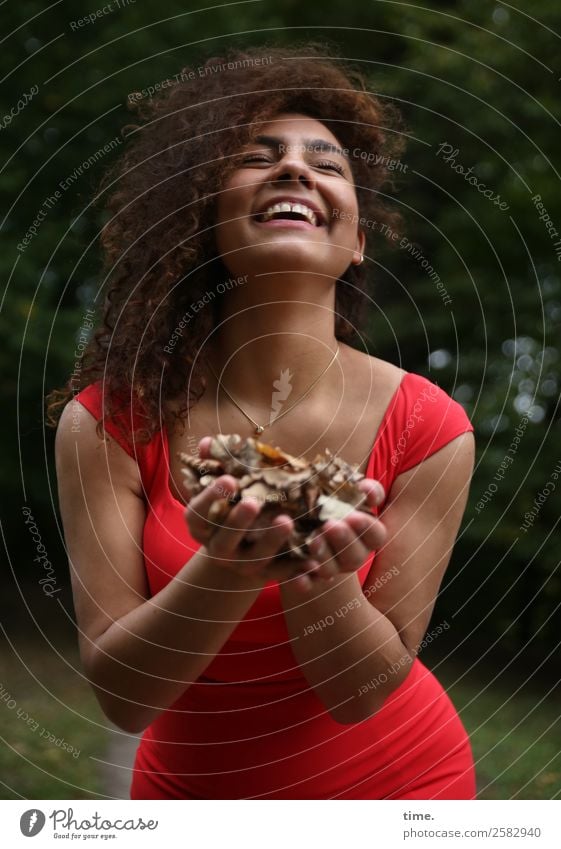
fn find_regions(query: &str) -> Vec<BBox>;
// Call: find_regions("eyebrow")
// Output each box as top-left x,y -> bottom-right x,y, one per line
252,135 -> 350,161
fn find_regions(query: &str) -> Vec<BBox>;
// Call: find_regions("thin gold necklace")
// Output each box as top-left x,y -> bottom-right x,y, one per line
207,343 -> 340,435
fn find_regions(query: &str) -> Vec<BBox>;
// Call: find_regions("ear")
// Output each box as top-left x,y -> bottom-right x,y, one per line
352,229 -> 366,265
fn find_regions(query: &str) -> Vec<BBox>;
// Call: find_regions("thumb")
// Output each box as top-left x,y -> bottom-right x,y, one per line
198,436 -> 213,459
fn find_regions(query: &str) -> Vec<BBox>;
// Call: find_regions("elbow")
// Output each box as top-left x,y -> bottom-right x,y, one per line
328,711 -> 362,726
89,680 -> 154,734
94,691 -> 149,734
328,698 -> 383,725
84,653 -> 157,735
326,659 -> 416,725
325,687 -> 385,724
94,689 -> 158,735
105,711 -> 151,736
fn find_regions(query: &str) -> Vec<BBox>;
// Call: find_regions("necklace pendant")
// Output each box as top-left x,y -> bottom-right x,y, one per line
255,425 -> 265,435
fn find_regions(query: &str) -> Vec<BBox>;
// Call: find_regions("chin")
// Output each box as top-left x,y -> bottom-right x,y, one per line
231,243 -> 338,276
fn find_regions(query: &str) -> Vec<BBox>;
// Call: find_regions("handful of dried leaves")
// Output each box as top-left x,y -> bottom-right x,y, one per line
180,433 -> 372,560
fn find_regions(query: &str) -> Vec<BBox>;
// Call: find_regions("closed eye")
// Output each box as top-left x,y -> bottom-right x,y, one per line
240,153 -> 347,176
314,159 -> 346,175
241,154 -> 273,165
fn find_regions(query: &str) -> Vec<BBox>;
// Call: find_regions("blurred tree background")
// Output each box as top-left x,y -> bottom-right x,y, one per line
1,0 -> 560,798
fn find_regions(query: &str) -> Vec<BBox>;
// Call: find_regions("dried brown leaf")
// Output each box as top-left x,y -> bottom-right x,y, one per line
181,433 -> 371,560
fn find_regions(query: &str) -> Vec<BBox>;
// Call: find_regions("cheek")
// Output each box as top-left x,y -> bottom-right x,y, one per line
215,189 -> 234,228
214,220 -> 234,262
339,185 -> 360,214
215,188 -> 240,252
215,177 -> 252,233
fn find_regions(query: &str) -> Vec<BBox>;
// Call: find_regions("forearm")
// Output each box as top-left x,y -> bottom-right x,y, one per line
279,573 -> 414,724
88,548 -> 267,732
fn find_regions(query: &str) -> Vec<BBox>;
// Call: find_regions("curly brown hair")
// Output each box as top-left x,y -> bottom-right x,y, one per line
47,41 -> 407,443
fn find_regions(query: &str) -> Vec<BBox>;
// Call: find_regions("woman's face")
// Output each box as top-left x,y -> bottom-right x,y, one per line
215,112 -> 365,281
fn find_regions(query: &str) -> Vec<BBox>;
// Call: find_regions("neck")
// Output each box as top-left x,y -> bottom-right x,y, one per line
205,273 -> 341,407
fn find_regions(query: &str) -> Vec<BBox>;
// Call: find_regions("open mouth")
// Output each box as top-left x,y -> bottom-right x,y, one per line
254,201 -> 324,227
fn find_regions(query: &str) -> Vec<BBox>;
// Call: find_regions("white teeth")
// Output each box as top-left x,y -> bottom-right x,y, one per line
259,201 -> 318,226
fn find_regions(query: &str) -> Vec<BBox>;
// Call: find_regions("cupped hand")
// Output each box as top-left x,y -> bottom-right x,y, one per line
306,477 -> 388,579
184,468 -> 324,592
186,438 -> 387,591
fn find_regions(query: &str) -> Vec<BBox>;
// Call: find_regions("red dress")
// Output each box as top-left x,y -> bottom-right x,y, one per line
76,371 -> 477,799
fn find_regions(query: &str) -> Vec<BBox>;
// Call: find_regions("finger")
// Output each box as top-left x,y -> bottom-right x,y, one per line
238,514 -> 323,584
233,513 -> 295,576
321,520 -> 371,572
292,574 -> 314,592
185,475 -> 239,540
198,436 -> 213,460
307,532 -> 340,580
271,551 -> 325,589
357,478 -> 385,508
275,553 -> 324,583
345,511 -> 388,550
206,496 -> 265,558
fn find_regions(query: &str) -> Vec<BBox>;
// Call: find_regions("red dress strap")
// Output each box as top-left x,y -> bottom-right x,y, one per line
73,382 -> 164,493
74,382 -> 136,457
390,373 -> 474,475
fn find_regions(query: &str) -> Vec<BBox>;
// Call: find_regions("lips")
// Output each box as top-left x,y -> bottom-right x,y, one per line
253,196 -> 326,227
253,218 -> 317,229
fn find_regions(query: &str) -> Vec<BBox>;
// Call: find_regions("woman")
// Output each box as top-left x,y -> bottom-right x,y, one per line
48,44 -> 477,799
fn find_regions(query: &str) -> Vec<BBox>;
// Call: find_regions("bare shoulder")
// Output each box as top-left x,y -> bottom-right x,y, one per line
55,399 -> 142,496
367,352 -> 407,385
341,345 -> 407,394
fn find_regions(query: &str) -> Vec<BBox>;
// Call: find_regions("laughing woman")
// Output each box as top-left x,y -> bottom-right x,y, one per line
48,44 -> 477,799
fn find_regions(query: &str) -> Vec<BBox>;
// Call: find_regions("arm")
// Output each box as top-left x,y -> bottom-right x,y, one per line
55,401 -> 272,734
279,432 -> 475,724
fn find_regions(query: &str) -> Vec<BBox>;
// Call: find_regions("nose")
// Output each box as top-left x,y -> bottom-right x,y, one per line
268,155 -> 317,189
